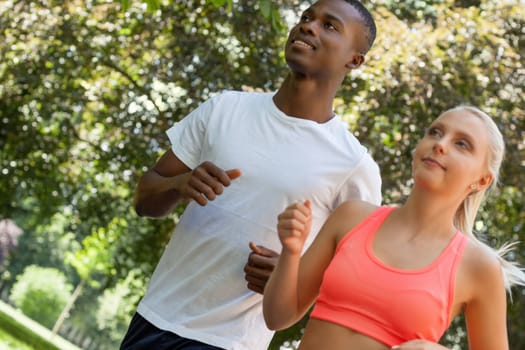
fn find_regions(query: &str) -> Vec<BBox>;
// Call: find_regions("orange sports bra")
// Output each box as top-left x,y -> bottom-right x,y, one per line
310,206 -> 468,347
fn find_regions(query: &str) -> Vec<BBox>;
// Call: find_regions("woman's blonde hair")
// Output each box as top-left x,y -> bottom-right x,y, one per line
448,105 -> 525,291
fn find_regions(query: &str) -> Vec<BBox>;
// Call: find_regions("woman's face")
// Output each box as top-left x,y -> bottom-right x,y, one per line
412,109 -> 493,196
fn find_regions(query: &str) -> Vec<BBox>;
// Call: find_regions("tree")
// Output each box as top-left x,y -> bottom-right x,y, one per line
121,0 -> 287,30
1,0 -> 286,346
9,265 -> 73,329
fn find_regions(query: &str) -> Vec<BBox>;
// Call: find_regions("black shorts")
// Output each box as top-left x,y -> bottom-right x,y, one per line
120,313 -> 226,350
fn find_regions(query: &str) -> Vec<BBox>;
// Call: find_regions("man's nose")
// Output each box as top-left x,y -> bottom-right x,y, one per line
299,20 -> 318,36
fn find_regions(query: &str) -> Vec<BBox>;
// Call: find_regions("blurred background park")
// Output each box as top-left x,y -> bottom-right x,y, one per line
0,0 -> 523,349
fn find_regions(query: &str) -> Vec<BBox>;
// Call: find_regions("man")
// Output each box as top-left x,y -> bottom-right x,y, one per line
120,0 -> 381,349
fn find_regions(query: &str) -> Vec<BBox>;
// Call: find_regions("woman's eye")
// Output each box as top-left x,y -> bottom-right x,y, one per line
456,140 -> 470,149
427,128 -> 440,136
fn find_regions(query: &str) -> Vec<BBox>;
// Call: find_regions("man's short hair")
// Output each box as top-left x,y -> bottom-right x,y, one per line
344,0 -> 377,53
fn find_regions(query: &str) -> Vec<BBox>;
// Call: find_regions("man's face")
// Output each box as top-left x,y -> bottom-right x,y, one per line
285,0 -> 367,79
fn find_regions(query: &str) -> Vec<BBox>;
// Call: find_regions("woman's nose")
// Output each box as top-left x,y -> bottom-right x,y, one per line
433,140 -> 446,154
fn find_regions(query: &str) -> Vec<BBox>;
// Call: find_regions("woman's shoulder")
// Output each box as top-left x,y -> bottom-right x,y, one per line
462,238 -> 502,274
461,238 -> 505,298
328,200 -> 382,240
334,199 -> 380,215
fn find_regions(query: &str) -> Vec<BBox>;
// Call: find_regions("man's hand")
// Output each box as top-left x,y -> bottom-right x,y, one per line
181,161 -> 241,206
244,242 -> 279,294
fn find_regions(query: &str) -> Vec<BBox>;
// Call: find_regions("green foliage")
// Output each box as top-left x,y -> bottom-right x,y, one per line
1,0 -> 284,344
96,270 -> 146,348
65,217 -> 123,286
9,265 -> 73,329
380,0 -> 445,22
123,0 -> 285,30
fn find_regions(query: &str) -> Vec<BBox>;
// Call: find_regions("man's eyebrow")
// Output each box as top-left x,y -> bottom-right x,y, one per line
301,6 -> 345,24
324,12 -> 345,26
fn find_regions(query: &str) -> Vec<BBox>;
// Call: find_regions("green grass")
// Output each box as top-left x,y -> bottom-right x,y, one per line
0,326 -> 34,350
0,300 -> 82,350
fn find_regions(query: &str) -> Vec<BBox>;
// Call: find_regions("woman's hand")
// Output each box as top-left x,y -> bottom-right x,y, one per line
392,340 -> 450,350
277,200 -> 312,255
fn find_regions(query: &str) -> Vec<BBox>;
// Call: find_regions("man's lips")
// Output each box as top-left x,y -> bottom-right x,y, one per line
422,157 -> 445,170
291,38 -> 315,49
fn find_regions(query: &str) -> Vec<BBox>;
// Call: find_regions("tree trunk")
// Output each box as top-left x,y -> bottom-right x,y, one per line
51,279 -> 85,337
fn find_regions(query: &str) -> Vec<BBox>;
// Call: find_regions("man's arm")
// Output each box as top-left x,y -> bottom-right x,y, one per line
134,149 -> 241,218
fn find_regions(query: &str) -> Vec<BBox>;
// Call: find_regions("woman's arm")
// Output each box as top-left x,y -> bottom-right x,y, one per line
263,200 -> 316,330
263,200 -> 373,330
463,247 -> 509,350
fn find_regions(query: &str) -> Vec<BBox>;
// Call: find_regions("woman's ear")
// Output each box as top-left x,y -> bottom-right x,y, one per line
477,174 -> 494,190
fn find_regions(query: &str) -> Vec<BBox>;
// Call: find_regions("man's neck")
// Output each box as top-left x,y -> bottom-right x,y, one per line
273,74 -> 341,124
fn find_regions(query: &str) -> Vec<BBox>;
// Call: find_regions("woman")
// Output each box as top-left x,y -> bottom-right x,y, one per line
263,106 -> 525,350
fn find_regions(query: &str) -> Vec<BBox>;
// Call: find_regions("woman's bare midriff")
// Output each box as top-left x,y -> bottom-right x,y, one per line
297,318 -> 391,350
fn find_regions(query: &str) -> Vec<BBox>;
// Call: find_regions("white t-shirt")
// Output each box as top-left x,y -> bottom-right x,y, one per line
137,91 -> 381,350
